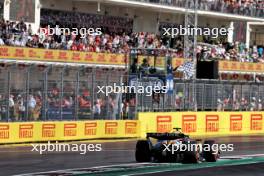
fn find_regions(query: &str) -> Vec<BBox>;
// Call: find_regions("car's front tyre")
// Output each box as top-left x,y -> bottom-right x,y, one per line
182,140 -> 200,164
203,140 -> 219,162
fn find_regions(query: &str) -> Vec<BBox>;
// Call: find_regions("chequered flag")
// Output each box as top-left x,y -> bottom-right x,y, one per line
177,61 -> 195,79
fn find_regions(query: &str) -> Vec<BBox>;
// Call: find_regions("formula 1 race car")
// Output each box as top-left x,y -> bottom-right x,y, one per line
135,128 -> 220,163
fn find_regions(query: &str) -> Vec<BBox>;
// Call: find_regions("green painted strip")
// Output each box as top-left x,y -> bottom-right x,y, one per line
75,157 -> 264,176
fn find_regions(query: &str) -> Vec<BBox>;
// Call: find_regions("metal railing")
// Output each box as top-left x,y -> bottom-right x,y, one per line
137,79 -> 264,112
0,66 -> 128,122
0,66 -> 263,122
130,0 -> 264,18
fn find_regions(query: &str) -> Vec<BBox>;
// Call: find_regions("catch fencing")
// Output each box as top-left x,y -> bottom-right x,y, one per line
0,66 -> 263,122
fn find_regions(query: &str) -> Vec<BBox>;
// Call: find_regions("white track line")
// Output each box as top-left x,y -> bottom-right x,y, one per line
15,153 -> 264,176
15,163 -> 156,176
221,153 -> 264,158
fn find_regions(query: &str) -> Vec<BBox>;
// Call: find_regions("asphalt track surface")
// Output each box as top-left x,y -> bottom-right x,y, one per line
0,136 -> 264,176
145,162 -> 264,176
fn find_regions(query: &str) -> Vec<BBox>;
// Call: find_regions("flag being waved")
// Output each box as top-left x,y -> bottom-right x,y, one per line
177,61 -> 195,79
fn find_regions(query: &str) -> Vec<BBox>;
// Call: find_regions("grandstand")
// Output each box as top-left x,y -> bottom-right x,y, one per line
0,0 -> 263,122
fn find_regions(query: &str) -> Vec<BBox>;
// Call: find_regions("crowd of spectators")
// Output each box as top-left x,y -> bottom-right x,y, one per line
216,96 -> 263,111
197,41 -> 264,63
0,6 -> 264,122
137,0 -> 264,17
0,68 -> 137,121
0,17 -> 183,56
0,92 -> 41,121
173,91 -> 263,111
0,85 -> 131,121
0,8 -> 263,63
40,9 -> 134,35
159,22 -> 264,62
2,81 -> 263,121
0,18 -> 263,63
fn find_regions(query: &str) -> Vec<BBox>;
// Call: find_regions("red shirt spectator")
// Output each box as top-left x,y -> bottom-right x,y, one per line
78,42 -> 85,51
71,43 -> 78,51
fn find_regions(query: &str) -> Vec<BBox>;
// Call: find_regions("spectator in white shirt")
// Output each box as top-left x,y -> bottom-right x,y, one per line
28,95 -> 36,121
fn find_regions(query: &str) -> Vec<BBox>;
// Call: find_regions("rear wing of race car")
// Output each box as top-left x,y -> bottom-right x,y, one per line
146,132 -> 188,140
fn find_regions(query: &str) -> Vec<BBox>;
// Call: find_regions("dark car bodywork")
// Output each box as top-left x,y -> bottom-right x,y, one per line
135,129 -> 220,163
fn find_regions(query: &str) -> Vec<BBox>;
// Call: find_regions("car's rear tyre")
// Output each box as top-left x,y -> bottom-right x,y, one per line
135,140 -> 152,162
182,141 -> 200,164
203,140 -> 219,162
153,144 -> 167,162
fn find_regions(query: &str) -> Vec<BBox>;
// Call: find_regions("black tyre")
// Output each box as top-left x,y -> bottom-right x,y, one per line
182,140 -> 200,164
135,140 -> 152,162
203,140 -> 219,162
153,144 -> 167,162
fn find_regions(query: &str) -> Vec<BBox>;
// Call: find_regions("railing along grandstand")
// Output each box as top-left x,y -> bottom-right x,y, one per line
130,0 -> 264,18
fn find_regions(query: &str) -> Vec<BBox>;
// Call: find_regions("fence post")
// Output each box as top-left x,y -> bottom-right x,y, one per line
117,74 -> 122,120
91,68 -> 95,120
183,81 -> 186,111
6,71 -> 11,122
201,83 -> 204,111
135,73 -> 139,118
25,67 -> 30,121
75,70 -> 80,120
240,83 -> 243,111
249,83 -> 252,109
106,73 -> 110,120
60,67 -> 64,121
43,67 -> 48,121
